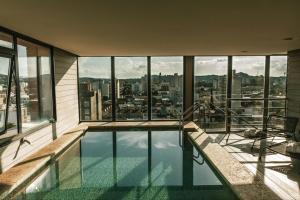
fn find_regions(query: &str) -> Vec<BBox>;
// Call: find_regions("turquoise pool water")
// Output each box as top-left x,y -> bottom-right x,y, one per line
16,129 -> 237,200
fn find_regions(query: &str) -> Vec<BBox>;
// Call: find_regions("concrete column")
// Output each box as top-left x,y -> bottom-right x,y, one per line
287,49 -> 300,134
183,56 -> 194,121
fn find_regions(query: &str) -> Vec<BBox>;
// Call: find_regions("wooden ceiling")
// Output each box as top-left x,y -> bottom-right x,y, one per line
0,0 -> 300,56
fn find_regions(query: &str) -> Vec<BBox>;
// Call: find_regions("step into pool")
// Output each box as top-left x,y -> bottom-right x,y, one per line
15,129 -> 238,200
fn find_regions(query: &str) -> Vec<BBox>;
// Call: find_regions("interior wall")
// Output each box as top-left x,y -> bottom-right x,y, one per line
287,49 -> 300,136
53,49 -> 79,136
0,48 -> 79,173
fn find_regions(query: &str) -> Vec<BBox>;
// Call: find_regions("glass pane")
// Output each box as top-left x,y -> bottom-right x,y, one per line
0,32 -> 13,49
194,57 -> 227,131
269,56 -> 287,98
269,99 -> 285,116
151,57 -> 183,120
269,56 -> 287,128
7,73 -> 18,134
232,56 -> 265,130
115,57 -> 147,120
39,56 -> 53,119
17,39 -> 53,131
232,56 -> 265,98
231,100 -> 264,130
0,57 -> 10,132
78,57 -> 112,120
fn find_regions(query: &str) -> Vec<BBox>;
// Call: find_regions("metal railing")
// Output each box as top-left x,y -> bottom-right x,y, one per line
178,103 -> 205,165
178,102 -> 201,149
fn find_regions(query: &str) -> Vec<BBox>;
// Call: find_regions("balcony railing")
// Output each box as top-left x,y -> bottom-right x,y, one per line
193,97 -> 287,133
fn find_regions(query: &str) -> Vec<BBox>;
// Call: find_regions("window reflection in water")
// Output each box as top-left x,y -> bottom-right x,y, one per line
18,130 -> 236,200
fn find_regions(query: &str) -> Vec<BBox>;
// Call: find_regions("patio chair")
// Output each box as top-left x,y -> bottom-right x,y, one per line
266,115 -> 298,141
251,114 -> 299,156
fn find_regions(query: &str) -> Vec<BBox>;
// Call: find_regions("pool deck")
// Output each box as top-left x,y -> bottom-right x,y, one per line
212,133 -> 300,200
187,128 -> 286,200
0,121 -> 296,199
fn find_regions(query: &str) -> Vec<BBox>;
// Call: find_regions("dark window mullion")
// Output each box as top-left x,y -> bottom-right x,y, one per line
13,36 -> 22,133
3,58 -> 14,133
37,56 -> 42,120
226,56 -> 232,134
263,56 -> 270,131
147,56 -> 151,120
111,57 -> 116,121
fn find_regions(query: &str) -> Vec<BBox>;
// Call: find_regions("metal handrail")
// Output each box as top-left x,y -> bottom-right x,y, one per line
228,97 -> 287,101
209,102 -> 259,130
178,102 -> 202,149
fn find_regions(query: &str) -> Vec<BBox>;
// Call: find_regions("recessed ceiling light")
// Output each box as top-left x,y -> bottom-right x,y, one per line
283,37 -> 293,41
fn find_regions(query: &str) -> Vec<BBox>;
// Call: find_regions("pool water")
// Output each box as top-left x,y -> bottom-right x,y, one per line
16,130 -> 237,200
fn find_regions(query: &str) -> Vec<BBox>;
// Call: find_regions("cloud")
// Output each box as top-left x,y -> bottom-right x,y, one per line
78,56 -> 287,79
115,57 -> 147,79
151,57 -> 183,75
79,57 -> 111,78
194,56 -> 227,75
233,56 -> 265,76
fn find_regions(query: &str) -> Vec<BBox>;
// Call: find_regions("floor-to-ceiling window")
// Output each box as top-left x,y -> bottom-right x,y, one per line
0,30 -> 55,135
78,57 -> 112,121
115,57 -> 148,120
194,57 -> 227,130
17,39 -> 53,131
76,55 -> 287,126
1,32 -> 15,134
151,57 -> 183,120
231,56 -> 265,130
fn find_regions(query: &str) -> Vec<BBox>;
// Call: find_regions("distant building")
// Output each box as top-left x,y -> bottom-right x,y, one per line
80,82 -> 102,120
101,82 -> 110,98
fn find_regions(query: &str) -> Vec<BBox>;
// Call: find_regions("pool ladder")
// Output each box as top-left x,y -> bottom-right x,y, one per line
178,102 -> 205,165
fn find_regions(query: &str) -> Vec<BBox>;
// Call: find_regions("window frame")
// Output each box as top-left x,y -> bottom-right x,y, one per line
78,56 -> 113,122
78,56 -> 185,122
0,26 -> 56,136
192,55 -> 287,133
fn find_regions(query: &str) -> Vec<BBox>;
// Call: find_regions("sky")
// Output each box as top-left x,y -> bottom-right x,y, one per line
79,56 -> 184,79
0,55 -> 288,78
195,56 -> 287,77
0,44 -> 51,77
